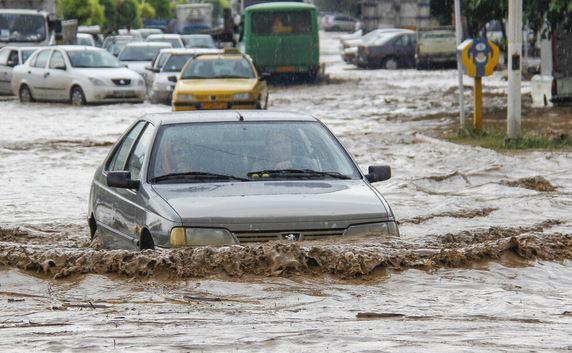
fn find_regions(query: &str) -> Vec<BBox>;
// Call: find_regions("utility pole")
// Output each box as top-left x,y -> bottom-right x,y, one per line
454,0 -> 466,130
507,0 -> 522,139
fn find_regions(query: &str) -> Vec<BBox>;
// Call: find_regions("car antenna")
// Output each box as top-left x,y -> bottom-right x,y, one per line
237,112 -> 245,121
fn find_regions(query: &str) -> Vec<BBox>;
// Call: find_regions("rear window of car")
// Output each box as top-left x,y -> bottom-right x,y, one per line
119,46 -> 165,61
252,11 -> 312,34
31,49 -> 50,68
162,54 -> 193,72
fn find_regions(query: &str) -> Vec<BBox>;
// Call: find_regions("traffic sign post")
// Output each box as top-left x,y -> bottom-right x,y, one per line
458,39 -> 500,132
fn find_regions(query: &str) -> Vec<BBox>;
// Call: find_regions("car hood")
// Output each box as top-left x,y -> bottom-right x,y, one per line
121,61 -> 149,73
152,180 -> 389,231
176,78 -> 258,94
72,67 -> 142,79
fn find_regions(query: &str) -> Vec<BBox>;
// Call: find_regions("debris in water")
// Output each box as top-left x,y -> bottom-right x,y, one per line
356,312 -> 405,319
500,176 -> 556,192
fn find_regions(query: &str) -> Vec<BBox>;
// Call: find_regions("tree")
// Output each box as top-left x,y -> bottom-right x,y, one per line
61,0 -> 105,26
116,0 -> 142,29
141,2 -> 156,21
430,0 -> 454,26
147,0 -> 171,19
99,0 -> 117,31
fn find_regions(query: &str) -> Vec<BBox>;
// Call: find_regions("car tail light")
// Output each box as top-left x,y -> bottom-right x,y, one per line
551,79 -> 558,97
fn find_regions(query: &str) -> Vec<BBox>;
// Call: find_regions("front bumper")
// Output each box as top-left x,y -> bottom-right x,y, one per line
173,100 -> 258,111
86,85 -> 146,103
149,89 -> 173,104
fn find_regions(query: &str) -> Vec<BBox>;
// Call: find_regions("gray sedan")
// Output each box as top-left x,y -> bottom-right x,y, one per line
88,111 -> 398,250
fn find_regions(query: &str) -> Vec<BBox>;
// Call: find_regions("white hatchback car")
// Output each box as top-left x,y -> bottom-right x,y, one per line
11,46 -> 146,105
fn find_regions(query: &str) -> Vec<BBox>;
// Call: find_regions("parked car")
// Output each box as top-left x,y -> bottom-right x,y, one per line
137,28 -> 164,39
0,46 -> 42,95
146,34 -> 185,49
118,42 -> 172,81
357,32 -> 417,69
103,35 -> 141,57
76,33 -> 96,47
341,28 -> 413,64
321,14 -> 359,32
171,49 -> 269,111
12,46 -> 146,105
87,111 -> 398,250
147,48 -> 222,104
415,27 -> 457,69
181,34 -> 217,49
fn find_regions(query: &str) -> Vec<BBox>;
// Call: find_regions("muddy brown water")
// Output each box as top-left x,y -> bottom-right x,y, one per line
1,32 -> 572,351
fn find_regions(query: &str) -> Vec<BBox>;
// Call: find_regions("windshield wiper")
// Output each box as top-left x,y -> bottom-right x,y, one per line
247,169 -> 351,180
150,171 -> 249,183
216,75 -> 251,79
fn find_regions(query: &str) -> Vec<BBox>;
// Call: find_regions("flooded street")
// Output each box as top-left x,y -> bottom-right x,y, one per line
1,32 -> 571,351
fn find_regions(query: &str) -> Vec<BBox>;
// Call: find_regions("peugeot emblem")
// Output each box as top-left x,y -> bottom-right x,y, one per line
281,233 -> 301,241
119,80 -> 125,85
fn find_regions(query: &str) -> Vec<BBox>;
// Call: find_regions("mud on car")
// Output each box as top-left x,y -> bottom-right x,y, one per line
88,111 -> 398,250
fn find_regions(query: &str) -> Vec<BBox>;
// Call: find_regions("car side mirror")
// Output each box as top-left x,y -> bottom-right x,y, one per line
107,171 -> 140,189
366,165 -> 391,183
54,64 -> 66,70
145,65 -> 157,72
7,60 -> 17,67
168,75 -> 178,83
260,72 -> 271,80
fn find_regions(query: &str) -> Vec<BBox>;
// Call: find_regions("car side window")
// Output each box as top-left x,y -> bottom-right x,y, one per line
8,50 -> 18,66
107,122 -> 147,172
49,51 -> 66,69
32,49 -> 51,68
395,35 -> 408,47
126,124 -> 154,180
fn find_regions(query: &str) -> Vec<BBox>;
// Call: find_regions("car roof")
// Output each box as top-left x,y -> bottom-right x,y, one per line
246,2 -> 316,11
147,34 -> 181,39
143,111 -> 317,125
158,48 -> 222,55
124,42 -> 172,48
51,45 -> 104,52
194,53 -> 244,60
1,46 -> 45,51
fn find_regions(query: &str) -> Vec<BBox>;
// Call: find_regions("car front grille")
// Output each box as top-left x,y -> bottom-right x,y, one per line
112,79 -> 131,86
233,229 -> 345,243
194,94 -> 233,101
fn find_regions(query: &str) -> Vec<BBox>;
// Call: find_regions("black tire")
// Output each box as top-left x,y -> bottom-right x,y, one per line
382,57 -> 399,70
19,84 -> 34,103
140,231 -> 155,250
70,86 -> 86,106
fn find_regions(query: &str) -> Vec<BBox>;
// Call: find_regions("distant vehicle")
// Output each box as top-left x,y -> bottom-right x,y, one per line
137,28 -> 163,39
243,2 -> 319,79
321,14 -> 359,32
0,46 -> 41,94
176,3 -> 214,34
341,28 -> 413,64
78,25 -> 103,47
117,29 -> 143,40
531,28 -> 572,106
0,0 -> 61,49
237,0 -> 305,13
118,42 -> 172,81
87,111 -> 398,250
339,29 -> 363,43
171,49 -> 269,111
103,35 -> 141,57
181,34 -> 217,49
147,48 -> 221,104
415,27 -> 456,69
76,33 -> 96,47
357,32 -> 417,69
146,34 -> 184,49
11,46 -> 145,105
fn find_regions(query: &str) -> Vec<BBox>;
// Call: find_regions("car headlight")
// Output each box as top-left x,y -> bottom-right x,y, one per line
233,93 -> 251,100
170,227 -> 239,247
177,94 -> 195,102
136,77 -> 145,87
343,221 -> 399,237
88,77 -> 106,86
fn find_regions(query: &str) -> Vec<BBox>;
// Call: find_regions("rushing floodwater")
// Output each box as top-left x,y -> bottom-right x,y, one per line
0,32 -> 571,352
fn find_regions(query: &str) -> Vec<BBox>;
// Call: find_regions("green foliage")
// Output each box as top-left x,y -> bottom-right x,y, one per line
450,128 -> 572,151
141,3 -> 156,20
147,0 -> 172,19
116,0 -> 142,29
430,0 -> 454,26
98,0 -> 117,30
61,0 -> 105,26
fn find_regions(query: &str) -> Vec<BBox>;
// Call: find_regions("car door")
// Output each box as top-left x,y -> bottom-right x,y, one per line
112,123 -> 155,244
27,49 -> 51,99
0,48 -> 11,94
96,121 -> 147,247
45,50 -> 71,100
393,34 -> 412,67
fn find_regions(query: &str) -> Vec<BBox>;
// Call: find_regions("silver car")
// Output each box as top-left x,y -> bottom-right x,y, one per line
11,46 -> 146,105
118,42 -> 172,82
0,46 -> 41,95
146,34 -> 185,49
147,48 -> 221,104
88,111 -> 398,250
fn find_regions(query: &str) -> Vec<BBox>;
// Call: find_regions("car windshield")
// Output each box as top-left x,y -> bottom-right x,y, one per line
119,46 -> 165,61
67,50 -> 123,68
0,14 -> 46,43
181,58 -> 255,79
363,32 -> 393,44
182,36 -> 215,48
162,54 -> 193,72
77,37 -> 93,46
147,38 -> 182,48
149,122 -> 360,183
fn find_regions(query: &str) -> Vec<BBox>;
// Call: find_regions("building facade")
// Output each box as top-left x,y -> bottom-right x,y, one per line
362,0 -> 435,32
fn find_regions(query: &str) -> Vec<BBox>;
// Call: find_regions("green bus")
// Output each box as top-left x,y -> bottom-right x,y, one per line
243,2 -> 319,79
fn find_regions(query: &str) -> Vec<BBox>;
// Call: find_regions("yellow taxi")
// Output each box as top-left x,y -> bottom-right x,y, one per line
171,49 -> 269,111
